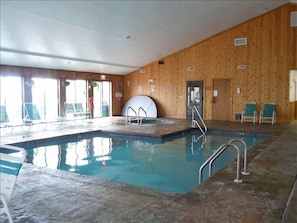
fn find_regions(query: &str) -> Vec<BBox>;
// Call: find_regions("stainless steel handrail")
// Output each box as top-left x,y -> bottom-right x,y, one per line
199,143 -> 243,184
192,120 -> 205,134
126,106 -> 137,125
228,139 -> 249,175
138,107 -> 147,125
192,106 -> 207,134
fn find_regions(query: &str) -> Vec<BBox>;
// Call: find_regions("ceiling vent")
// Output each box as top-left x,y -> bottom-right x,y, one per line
234,38 -> 247,46
291,11 -> 297,27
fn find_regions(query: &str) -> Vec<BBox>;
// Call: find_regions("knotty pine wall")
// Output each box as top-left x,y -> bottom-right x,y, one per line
123,3 -> 297,123
0,65 -> 125,116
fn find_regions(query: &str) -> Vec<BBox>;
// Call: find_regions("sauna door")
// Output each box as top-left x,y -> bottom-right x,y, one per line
186,81 -> 204,119
212,79 -> 231,120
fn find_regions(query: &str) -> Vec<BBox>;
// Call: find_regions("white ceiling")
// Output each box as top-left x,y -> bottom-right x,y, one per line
0,0 -> 295,75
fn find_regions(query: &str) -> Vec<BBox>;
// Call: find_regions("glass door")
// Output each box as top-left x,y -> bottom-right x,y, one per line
31,78 -> 59,119
93,81 -> 111,118
186,81 -> 204,119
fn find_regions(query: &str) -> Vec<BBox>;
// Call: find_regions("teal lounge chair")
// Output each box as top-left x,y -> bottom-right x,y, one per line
74,103 -> 90,119
64,102 -> 81,118
0,145 -> 26,223
259,103 -> 276,125
64,102 -> 90,119
64,102 -> 90,125
24,103 -> 49,131
0,106 -> 9,125
241,103 -> 257,124
24,103 -> 69,131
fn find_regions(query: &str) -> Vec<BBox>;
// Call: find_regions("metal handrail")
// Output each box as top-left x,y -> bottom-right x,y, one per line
137,107 -> 147,125
192,106 -> 207,134
126,106 -> 137,125
191,134 -> 207,154
192,120 -> 205,135
228,139 -> 249,175
199,143 -> 243,184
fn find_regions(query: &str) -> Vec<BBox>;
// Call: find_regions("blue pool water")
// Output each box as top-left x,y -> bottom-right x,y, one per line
23,131 -> 266,194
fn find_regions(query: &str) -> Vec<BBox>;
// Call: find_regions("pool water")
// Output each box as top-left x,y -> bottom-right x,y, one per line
23,131 -> 266,194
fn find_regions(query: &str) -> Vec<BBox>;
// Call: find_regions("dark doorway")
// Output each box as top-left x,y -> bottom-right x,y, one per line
186,81 -> 204,119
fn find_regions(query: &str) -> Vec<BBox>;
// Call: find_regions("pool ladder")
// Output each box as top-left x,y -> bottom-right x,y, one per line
192,106 -> 207,134
198,139 -> 249,184
126,106 -> 147,125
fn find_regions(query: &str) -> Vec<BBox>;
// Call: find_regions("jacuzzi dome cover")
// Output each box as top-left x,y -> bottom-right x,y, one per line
121,95 -> 157,118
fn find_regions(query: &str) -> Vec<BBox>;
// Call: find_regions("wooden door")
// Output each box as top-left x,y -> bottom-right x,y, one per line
212,79 -> 231,120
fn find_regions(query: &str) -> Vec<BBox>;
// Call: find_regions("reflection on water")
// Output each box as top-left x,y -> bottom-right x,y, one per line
24,132 -> 265,194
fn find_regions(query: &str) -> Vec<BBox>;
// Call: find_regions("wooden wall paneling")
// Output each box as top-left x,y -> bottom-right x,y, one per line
111,75 -> 124,116
259,14 -> 270,107
231,25 -> 247,119
163,56 -> 172,117
153,64 -> 163,117
203,42 -> 213,120
148,64 -> 160,117
175,4 -> 287,122
2,4 -> 296,122
162,61 -> 173,117
174,54 -> 185,118
124,4 -> 296,122
290,4 -> 297,69
173,52 -> 183,118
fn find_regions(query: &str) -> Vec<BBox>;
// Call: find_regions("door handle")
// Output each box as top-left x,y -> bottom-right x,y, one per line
212,97 -> 216,103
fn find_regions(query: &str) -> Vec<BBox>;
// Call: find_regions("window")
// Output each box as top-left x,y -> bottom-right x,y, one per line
93,81 -> 111,117
31,77 -> 58,119
65,80 -> 88,107
0,76 -> 23,121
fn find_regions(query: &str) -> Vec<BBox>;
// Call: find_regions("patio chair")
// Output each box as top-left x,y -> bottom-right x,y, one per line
64,102 -> 81,118
64,102 -> 89,125
0,106 -> 23,134
241,102 -> 257,124
24,103 -> 69,131
0,145 -> 26,223
259,103 -> 276,125
23,103 -> 49,131
74,103 -> 91,119
0,105 -> 9,125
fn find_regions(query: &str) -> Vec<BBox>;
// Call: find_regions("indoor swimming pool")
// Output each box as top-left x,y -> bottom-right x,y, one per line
22,131 -> 266,194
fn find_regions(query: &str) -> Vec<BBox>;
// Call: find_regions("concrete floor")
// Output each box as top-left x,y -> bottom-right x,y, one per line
1,117 -> 296,223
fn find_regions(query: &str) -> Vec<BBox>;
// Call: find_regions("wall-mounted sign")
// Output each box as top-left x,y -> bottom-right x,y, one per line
115,92 -> 123,98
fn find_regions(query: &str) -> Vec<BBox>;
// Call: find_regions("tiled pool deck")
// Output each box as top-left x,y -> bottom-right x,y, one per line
1,117 -> 296,223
